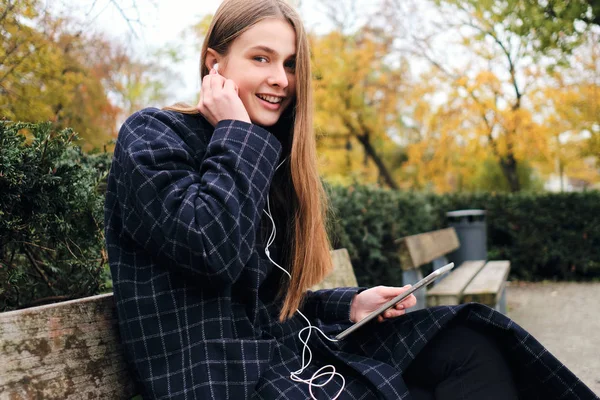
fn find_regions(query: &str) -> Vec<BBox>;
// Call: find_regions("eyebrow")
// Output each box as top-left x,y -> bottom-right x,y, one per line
248,45 -> 295,59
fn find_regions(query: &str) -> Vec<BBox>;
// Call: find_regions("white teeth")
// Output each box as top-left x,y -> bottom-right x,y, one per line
257,94 -> 282,104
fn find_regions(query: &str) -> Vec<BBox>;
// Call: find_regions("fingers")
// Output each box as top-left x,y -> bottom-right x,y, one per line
200,70 -> 224,101
205,74 -> 235,102
198,69 -> 238,125
210,71 -> 225,91
397,293 -> 417,309
382,307 -> 406,319
375,285 -> 412,298
377,292 -> 418,322
199,73 -> 211,107
376,306 -> 406,322
223,79 -> 237,95
383,295 -> 416,318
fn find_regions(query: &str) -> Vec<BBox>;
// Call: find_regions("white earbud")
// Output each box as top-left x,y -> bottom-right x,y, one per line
213,63 -> 219,73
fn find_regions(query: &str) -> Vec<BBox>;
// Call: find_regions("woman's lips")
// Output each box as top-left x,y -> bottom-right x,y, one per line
256,95 -> 282,111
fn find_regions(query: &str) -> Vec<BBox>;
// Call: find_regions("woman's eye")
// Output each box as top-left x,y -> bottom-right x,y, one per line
254,56 -> 268,63
285,60 -> 296,70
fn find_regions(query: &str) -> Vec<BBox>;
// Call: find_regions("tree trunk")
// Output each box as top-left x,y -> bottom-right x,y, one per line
499,154 -> 520,192
355,133 -> 399,190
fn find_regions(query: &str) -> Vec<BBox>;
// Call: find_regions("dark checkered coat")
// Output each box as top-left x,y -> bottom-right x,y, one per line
105,108 -> 596,400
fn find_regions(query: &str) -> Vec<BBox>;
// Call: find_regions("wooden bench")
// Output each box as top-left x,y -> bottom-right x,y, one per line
0,293 -> 136,399
310,248 -> 358,290
0,242 -> 508,398
0,249 -> 356,399
397,227 -> 510,313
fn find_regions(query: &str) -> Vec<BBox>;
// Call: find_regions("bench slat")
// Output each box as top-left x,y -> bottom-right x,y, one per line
426,260 -> 487,306
462,261 -> 511,306
397,228 -> 460,270
311,248 -> 359,290
0,293 -> 137,399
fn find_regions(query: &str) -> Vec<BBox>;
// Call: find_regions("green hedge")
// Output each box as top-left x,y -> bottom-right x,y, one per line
326,184 -> 600,287
326,185 -> 435,288
0,121 -> 111,311
430,191 -> 600,281
1,120 -> 597,311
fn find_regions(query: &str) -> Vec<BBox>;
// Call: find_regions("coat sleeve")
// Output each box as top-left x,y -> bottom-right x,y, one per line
117,108 -> 281,286
300,287 -> 367,324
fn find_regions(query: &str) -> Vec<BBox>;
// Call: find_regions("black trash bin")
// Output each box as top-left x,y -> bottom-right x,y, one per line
446,209 -> 487,265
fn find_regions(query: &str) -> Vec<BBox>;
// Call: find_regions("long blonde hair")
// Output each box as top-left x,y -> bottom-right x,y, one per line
164,0 -> 332,321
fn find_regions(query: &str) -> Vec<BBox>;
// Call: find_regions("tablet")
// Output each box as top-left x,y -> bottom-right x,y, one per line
335,262 -> 454,340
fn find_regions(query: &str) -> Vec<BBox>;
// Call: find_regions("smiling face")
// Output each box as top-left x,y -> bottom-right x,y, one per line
206,18 -> 297,128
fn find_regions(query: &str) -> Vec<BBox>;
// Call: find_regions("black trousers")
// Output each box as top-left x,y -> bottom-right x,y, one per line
403,321 -> 519,400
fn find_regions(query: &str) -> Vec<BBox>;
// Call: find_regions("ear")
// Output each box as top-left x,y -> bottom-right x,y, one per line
204,48 -> 221,71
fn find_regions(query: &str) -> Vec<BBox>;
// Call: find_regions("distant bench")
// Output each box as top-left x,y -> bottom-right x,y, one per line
397,227 -> 510,312
318,229 -> 510,313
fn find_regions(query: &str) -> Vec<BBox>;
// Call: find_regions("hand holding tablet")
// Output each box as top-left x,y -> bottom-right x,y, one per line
336,263 -> 455,340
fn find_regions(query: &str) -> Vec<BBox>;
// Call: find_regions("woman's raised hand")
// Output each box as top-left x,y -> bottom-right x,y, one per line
196,67 -> 251,126
349,285 -> 417,323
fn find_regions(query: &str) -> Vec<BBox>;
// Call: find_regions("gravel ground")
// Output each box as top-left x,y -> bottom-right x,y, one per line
506,282 -> 600,396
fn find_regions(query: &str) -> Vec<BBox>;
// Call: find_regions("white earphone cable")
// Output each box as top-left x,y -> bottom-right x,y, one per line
263,159 -> 346,399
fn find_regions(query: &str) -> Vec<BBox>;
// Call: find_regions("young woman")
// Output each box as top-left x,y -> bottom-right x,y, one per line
104,0 -> 596,399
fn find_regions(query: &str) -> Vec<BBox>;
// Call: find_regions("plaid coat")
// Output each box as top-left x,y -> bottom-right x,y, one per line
105,108 -> 597,400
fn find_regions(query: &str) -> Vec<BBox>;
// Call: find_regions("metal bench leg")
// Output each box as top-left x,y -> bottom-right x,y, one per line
403,269 -> 424,312
496,286 -> 507,314
432,256 -> 449,273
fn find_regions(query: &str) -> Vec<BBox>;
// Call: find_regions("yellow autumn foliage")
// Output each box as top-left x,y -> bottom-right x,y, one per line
310,29 -> 407,187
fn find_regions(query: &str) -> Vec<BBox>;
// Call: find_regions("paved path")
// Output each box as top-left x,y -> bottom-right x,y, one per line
506,282 -> 600,396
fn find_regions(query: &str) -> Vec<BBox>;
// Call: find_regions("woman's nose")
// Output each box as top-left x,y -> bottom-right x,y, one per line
267,64 -> 289,88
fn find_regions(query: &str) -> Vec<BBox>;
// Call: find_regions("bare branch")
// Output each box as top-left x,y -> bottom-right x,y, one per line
0,1 -> 18,25
23,246 -> 56,295
108,0 -> 141,38
459,19 -> 524,108
0,47 -> 36,86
